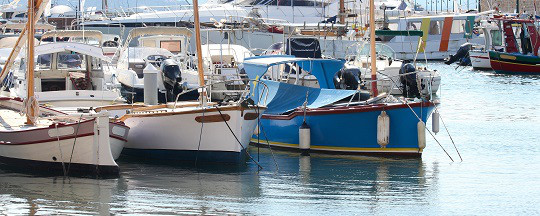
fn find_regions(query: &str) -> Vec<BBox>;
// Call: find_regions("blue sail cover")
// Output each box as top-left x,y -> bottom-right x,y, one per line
252,79 -> 357,115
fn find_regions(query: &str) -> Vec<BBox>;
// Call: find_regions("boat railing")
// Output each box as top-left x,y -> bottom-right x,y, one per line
172,78 -> 270,108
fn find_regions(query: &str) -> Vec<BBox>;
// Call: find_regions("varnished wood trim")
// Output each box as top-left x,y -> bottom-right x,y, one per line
243,112 -> 259,120
94,104 -> 147,112
195,114 -> 230,123
119,105 -> 263,121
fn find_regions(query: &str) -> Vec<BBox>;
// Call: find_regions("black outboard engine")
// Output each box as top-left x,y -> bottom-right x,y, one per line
445,43 -> 472,66
399,62 -> 420,98
334,66 -> 361,90
160,59 -> 183,102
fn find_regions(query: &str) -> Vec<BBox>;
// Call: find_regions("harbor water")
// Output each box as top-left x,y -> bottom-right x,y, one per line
1,63 -> 539,215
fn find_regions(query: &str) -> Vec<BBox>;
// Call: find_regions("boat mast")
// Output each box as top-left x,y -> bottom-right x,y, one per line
193,0 -> 207,105
369,0 -> 378,96
26,0 -> 36,125
339,0 -> 345,23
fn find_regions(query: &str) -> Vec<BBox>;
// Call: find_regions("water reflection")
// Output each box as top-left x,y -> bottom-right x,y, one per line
0,148 -> 441,215
0,173 -> 123,215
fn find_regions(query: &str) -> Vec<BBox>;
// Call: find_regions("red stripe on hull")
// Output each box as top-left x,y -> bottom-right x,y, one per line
490,60 -> 540,73
263,102 -> 434,120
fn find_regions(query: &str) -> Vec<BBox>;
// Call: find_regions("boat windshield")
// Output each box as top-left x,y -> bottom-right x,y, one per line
57,53 -> 86,70
70,37 -> 100,46
357,43 -> 396,59
37,54 -> 52,70
126,47 -> 174,60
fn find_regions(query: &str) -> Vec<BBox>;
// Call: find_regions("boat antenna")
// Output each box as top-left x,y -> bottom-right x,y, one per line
193,0 -> 207,106
369,0 -> 378,96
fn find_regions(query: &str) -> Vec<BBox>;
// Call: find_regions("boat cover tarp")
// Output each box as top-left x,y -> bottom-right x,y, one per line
243,55 -> 345,89
285,38 -> 322,58
251,79 -> 356,115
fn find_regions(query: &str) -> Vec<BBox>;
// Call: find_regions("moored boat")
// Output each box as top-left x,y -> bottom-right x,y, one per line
487,16 -> 540,74
0,0 -> 123,177
245,55 -> 436,156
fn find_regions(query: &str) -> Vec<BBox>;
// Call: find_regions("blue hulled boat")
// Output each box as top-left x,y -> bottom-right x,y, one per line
245,55 -> 436,157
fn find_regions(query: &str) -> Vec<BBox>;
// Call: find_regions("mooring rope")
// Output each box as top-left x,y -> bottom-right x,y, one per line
54,123 -> 67,177
66,114 -> 83,176
214,105 -> 263,170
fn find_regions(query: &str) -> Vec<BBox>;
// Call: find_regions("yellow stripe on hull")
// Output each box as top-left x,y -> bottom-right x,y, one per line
250,138 -> 422,153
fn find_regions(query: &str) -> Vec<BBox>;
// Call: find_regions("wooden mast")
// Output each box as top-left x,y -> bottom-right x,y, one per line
339,0 -> 345,23
26,0 -> 36,125
192,0 -> 207,105
369,0 -> 378,96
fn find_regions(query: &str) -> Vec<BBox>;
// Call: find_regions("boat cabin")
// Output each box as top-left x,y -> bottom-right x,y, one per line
32,43 -> 111,92
491,17 -> 540,56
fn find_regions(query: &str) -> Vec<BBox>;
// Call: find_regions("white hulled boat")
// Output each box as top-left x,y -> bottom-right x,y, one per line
0,0 -> 122,177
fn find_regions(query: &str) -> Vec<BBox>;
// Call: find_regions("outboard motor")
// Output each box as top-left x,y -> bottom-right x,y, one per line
334,66 -> 361,90
445,43 -> 472,66
160,59 -> 183,102
399,62 -> 420,98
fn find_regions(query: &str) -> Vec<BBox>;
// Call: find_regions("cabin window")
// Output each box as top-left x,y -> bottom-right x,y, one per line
91,57 -> 102,70
451,20 -> 466,34
407,22 -> 421,31
37,54 -> 52,70
160,41 -> 181,53
429,21 -> 442,35
57,53 -> 86,70
491,30 -> 502,47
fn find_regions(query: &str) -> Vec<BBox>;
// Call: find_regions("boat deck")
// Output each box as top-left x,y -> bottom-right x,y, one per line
0,108 -> 54,131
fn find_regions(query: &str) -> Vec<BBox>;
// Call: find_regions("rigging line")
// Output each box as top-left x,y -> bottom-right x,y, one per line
433,105 -> 463,161
383,71 -> 454,162
214,105 -> 263,170
66,114 -> 83,176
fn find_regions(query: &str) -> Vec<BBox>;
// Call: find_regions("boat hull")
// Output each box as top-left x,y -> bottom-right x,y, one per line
489,51 -> 540,74
121,105 -> 261,163
470,50 -> 491,69
252,102 -> 435,156
0,117 -> 119,177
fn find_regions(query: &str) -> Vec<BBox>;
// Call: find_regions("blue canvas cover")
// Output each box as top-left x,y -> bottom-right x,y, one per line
251,79 -> 357,115
243,55 -> 345,89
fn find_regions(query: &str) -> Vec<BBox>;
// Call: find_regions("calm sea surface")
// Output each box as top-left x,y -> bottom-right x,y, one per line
1,63 -> 539,215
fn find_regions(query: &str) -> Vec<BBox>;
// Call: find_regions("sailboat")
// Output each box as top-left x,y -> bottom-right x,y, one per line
0,0 -> 120,177
100,0 -> 265,164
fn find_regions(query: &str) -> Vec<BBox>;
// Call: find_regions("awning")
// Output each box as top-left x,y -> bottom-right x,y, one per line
243,55 -> 345,89
35,42 -> 111,62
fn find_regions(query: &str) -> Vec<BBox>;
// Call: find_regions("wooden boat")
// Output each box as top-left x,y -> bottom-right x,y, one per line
489,16 -> 540,74
0,0 -> 122,177
105,0 -> 265,164
246,2 -> 437,157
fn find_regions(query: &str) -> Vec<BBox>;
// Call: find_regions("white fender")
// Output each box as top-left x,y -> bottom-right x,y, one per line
432,111 -> 440,134
418,121 -> 426,150
377,111 -> 390,148
299,122 -> 310,155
